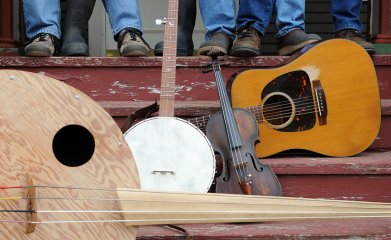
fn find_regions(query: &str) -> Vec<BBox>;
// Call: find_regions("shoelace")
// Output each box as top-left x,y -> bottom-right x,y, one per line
238,28 -> 257,40
339,29 -> 365,40
125,31 -> 151,50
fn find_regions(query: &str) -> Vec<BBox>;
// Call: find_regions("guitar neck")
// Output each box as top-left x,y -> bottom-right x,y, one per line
159,0 -> 179,117
118,190 -> 391,226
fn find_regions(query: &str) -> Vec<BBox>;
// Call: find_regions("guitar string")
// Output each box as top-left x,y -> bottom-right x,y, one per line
1,191 -> 390,224
1,215 -> 390,226
212,57 -> 249,186
190,97 -> 320,131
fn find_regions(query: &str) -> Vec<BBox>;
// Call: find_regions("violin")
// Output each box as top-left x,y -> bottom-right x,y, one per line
206,54 -> 282,196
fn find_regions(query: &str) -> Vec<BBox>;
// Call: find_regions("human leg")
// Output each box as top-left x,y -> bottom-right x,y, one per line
198,0 -> 236,55
230,0 -> 274,57
61,0 -> 96,56
154,0 -> 196,56
23,0 -> 61,56
275,0 -> 321,55
103,0 -> 149,56
332,0 -> 375,54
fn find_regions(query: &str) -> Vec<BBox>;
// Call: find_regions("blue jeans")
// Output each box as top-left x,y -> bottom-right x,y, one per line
23,0 -> 143,40
331,0 -> 362,32
274,0 -> 305,39
236,0 -> 275,36
198,0 -> 237,40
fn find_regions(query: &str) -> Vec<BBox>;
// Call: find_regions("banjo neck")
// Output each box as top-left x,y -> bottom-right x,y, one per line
159,0 -> 179,117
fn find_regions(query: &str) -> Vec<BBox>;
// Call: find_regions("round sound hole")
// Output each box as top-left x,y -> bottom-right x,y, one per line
52,125 -> 95,167
261,92 -> 295,129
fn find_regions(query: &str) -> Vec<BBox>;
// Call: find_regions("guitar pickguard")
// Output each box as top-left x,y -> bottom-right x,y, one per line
261,70 -> 316,132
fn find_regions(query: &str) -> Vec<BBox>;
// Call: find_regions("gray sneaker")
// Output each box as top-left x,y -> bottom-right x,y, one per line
25,33 -> 56,57
117,28 -> 150,57
199,32 -> 233,56
277,29 -> 321,56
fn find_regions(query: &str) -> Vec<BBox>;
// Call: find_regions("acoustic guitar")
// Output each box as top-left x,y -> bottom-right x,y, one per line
123,0 -> 216,192
192,39 -> 380,158
230,39 -> 381,157
0,69 -> 390,240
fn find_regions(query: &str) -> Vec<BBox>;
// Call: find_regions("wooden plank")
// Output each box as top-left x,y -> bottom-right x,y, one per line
137,219 -> 391,239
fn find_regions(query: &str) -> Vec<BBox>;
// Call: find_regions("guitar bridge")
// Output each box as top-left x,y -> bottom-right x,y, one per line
312,80 -> 328,126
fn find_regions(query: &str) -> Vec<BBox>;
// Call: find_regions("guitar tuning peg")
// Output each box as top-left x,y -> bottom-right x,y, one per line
155,18 -> 167,26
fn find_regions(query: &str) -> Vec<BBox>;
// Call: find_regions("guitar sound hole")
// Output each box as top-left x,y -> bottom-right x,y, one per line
262,93 -> 294,128
52,125 -> 95,167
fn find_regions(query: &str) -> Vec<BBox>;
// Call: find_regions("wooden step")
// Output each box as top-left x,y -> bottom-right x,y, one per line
1,55 -> 390,150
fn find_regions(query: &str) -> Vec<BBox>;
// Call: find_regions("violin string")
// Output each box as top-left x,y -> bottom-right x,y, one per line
216,61 -> 250,185
211,58 -> 245,183
215,58 -> 253,186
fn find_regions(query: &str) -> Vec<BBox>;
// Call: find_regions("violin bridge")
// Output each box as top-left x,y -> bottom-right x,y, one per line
25,174 -> 37,233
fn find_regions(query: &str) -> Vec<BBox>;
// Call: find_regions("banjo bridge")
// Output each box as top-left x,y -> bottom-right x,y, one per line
152,170 -> 176,175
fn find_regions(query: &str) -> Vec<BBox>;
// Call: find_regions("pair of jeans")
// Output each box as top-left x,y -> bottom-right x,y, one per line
237,0 -> 363,38
198,0 -> 237,40
23,0 -> 143,40
331,0 -> 362,32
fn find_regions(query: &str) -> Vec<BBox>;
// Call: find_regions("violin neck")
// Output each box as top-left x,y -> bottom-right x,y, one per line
211,56 -> 242,148
117,190 -> 391,226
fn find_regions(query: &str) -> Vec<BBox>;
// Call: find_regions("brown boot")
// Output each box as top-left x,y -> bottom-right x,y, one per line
335,29 -> 375,55
230,26 -> 261,57
199,32 -> 233,56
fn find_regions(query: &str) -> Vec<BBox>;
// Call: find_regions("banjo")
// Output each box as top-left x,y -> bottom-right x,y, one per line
0,69 -> 390,240
124,0 -> 216,192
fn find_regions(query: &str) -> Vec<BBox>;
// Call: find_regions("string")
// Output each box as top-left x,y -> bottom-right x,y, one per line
211,55 -> 251,186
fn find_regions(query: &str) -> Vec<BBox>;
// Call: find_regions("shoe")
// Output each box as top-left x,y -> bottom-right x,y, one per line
230,26 -> 261,57
61,0 -> 96,56
335,29 -> 375,55
25,33 -> 56,57
199,32 -> 233,56
154,0 -> 196,56
117,28 -> 150,57
277,29 -> 322,56
154,41 -> 194,56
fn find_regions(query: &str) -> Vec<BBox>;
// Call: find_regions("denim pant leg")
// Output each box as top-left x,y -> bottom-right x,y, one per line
274,0 -> 305,39
23,0 -> 61,39
198,0 -> 236,40
331,0 -> 362,32
236,0 -> 274,36
102,0 -> 143,37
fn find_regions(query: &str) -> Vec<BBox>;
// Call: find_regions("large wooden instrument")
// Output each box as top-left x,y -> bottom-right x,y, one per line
0,70 -> 390,240
206,54 -> 281,196
229,39 -> 381,157
123,0 -> 215,192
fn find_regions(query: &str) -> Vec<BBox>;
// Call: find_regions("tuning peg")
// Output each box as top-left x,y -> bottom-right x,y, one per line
155,18 -> 167,25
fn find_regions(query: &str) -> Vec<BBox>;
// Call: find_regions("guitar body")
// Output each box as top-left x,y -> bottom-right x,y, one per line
230,39 -> 381,157
124,117 -> 216,192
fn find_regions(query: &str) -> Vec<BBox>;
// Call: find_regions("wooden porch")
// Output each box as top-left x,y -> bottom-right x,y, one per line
0,53 -> 390,238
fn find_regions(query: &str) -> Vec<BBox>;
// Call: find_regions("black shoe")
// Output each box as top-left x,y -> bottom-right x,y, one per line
61,0 -> 96,56
230,26 -> 261,57
25,33 -> 57,57
199,32 -> 233,56
154,41 -> 194,56
117,28 -> 150,57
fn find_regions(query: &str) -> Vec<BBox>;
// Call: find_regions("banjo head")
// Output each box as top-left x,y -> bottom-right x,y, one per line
0,70 -> 139,239
125,117 -> 216,192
